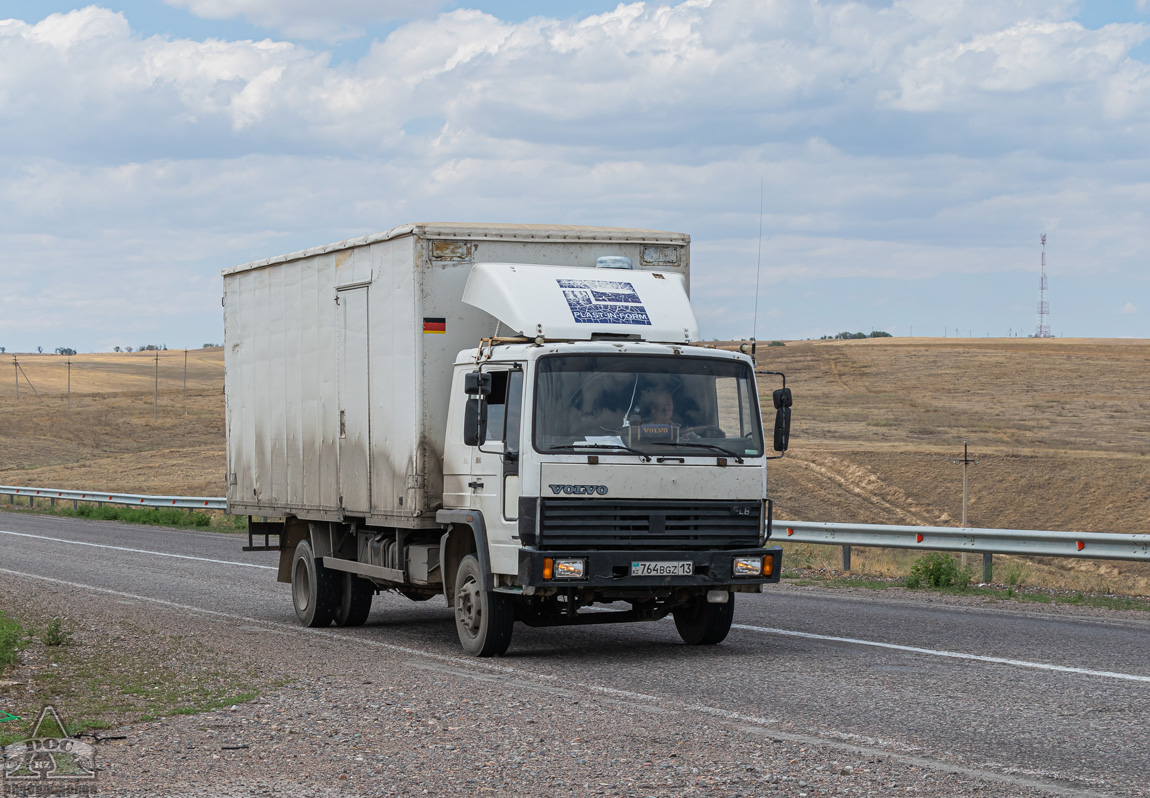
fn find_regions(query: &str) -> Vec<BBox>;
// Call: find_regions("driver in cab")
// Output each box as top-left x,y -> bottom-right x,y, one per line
641,389 -> 675,425
638,388 -> 718,440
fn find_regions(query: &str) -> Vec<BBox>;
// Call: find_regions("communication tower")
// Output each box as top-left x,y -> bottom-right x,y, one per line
1034,234 -> 1051,338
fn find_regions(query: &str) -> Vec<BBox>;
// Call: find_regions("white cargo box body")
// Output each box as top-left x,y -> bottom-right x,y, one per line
223,223 -> 690,528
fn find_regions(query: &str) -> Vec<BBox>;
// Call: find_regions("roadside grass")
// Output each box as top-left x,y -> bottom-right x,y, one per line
0,499 -> 247,532
0,609 -> 272,747
784,570 -> 1150,612
776,539 -> 1150,599
0,611 -> 23,670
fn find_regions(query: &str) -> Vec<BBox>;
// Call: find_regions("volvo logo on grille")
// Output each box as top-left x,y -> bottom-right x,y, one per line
549,484 -> 609,496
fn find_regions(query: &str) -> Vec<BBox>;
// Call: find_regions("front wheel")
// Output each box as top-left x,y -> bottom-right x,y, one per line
291,539 -> 338,628
453,554 -> 514,657
673,591 -> 734,645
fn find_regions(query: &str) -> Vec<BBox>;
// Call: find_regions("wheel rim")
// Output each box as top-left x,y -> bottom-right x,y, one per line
293,558 -> 311,612
455,575 -> 482,638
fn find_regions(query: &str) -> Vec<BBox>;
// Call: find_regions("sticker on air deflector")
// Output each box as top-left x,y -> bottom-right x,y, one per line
558,279 -> 651,326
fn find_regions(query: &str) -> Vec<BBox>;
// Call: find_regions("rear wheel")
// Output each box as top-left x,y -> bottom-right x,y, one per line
291,539 -> 338,627
453,554 -> 514,657
334,573 -> 373,627
673,591 -> 734,645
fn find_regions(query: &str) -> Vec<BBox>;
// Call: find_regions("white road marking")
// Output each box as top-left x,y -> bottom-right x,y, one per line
0,528 -> 276,570
0,566 -> 1113,797
733,623 -> 1150,683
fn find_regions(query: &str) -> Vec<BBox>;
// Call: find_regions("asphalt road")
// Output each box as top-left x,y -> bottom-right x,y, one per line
2,512 -> 1148,796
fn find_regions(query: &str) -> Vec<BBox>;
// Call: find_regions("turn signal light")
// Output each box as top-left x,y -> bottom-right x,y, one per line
543,558 -> 553,580
762,554 -> 774,577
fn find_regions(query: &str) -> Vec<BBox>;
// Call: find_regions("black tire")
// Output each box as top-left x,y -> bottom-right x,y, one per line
453,554 -> 514,657
334,573 -> 373,627
673,591 -> 734,645
291,539 -> 338,628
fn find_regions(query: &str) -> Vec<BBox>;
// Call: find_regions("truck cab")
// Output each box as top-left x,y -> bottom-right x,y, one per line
427,261 -> 787,655
436,339 -> 784,654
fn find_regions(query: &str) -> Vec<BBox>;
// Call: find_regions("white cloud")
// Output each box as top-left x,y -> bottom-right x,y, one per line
1121,302 -> 1138,314
163,0 -> 440,42
3,2 -> 1148,158
882,19 -> 1150,115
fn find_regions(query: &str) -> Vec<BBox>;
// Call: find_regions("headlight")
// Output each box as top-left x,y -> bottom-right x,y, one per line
544,557 -> 586,579
733,556 -> 763,577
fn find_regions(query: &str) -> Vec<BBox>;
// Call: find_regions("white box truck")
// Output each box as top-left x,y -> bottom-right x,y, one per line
224,223 -> 790,656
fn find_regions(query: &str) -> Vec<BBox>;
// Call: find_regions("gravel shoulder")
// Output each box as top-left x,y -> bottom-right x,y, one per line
0,574 -> 1126,798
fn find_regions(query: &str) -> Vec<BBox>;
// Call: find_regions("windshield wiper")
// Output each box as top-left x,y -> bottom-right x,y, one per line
646,441 -> 745,464
548,444 -> 651,462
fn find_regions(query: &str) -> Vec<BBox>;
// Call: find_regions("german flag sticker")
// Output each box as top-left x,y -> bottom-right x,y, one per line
423,317 -> 446,334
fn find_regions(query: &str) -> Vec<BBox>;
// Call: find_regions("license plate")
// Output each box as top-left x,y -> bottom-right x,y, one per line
630,561 -> 694,577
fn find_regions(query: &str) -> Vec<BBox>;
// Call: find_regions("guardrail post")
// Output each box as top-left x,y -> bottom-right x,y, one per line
73,499 -> 77,510
982,552 -> 993,583
842,545 -> 852,572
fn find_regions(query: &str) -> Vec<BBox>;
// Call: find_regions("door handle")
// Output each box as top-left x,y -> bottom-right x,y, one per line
468,481 -> 484,490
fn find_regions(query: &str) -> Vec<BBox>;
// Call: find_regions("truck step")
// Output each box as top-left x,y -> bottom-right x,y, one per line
245,519 -> 284,552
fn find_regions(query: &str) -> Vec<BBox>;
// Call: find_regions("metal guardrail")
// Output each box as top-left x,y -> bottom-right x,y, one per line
0,485 -> 226,511
776,519 -> 1150,581
3,483 -> 1148,582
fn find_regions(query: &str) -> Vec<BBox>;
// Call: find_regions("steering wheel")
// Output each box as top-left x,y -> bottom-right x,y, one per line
682,425 -> 726,438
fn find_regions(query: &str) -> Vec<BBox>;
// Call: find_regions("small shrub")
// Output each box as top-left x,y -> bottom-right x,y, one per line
767,340 -> 786,347
907,552 -> 969,589
1002,560 -> 1028,589
41,618 -> 72,647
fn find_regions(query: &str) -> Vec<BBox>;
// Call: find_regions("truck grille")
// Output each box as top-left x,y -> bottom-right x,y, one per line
538,499 -> 761,550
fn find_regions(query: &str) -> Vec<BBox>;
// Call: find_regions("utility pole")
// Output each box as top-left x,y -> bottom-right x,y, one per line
183,349 -> 188,416
951,440 -> 985,578
153,349 -> 159,423
67,359 -> 71,411
13,356 -> 17,400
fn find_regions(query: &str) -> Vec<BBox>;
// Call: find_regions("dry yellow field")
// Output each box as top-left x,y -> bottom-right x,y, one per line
0,349 -> 225,496
2,339 -> 1148,593
753,337 -> 1150,594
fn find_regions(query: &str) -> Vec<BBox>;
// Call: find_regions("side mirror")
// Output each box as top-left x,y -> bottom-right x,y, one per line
465,371 -> 492,397
773,406 -> 791,453
772,387 -> 792,409
463,397 -> 488,446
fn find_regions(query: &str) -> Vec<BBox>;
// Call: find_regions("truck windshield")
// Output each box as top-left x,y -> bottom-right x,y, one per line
533,354 -> 764,458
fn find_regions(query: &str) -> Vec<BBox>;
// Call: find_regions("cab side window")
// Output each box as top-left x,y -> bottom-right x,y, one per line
485,371 -> 509,442
476,368 -> 524,448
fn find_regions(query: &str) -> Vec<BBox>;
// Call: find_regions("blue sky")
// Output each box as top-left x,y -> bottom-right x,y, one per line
1,0 -> 1148,351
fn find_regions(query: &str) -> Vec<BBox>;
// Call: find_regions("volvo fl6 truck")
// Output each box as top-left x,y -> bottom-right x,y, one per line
224,223 -> 790,656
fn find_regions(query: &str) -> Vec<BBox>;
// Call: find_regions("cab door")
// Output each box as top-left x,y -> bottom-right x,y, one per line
468,367 -> 524,575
